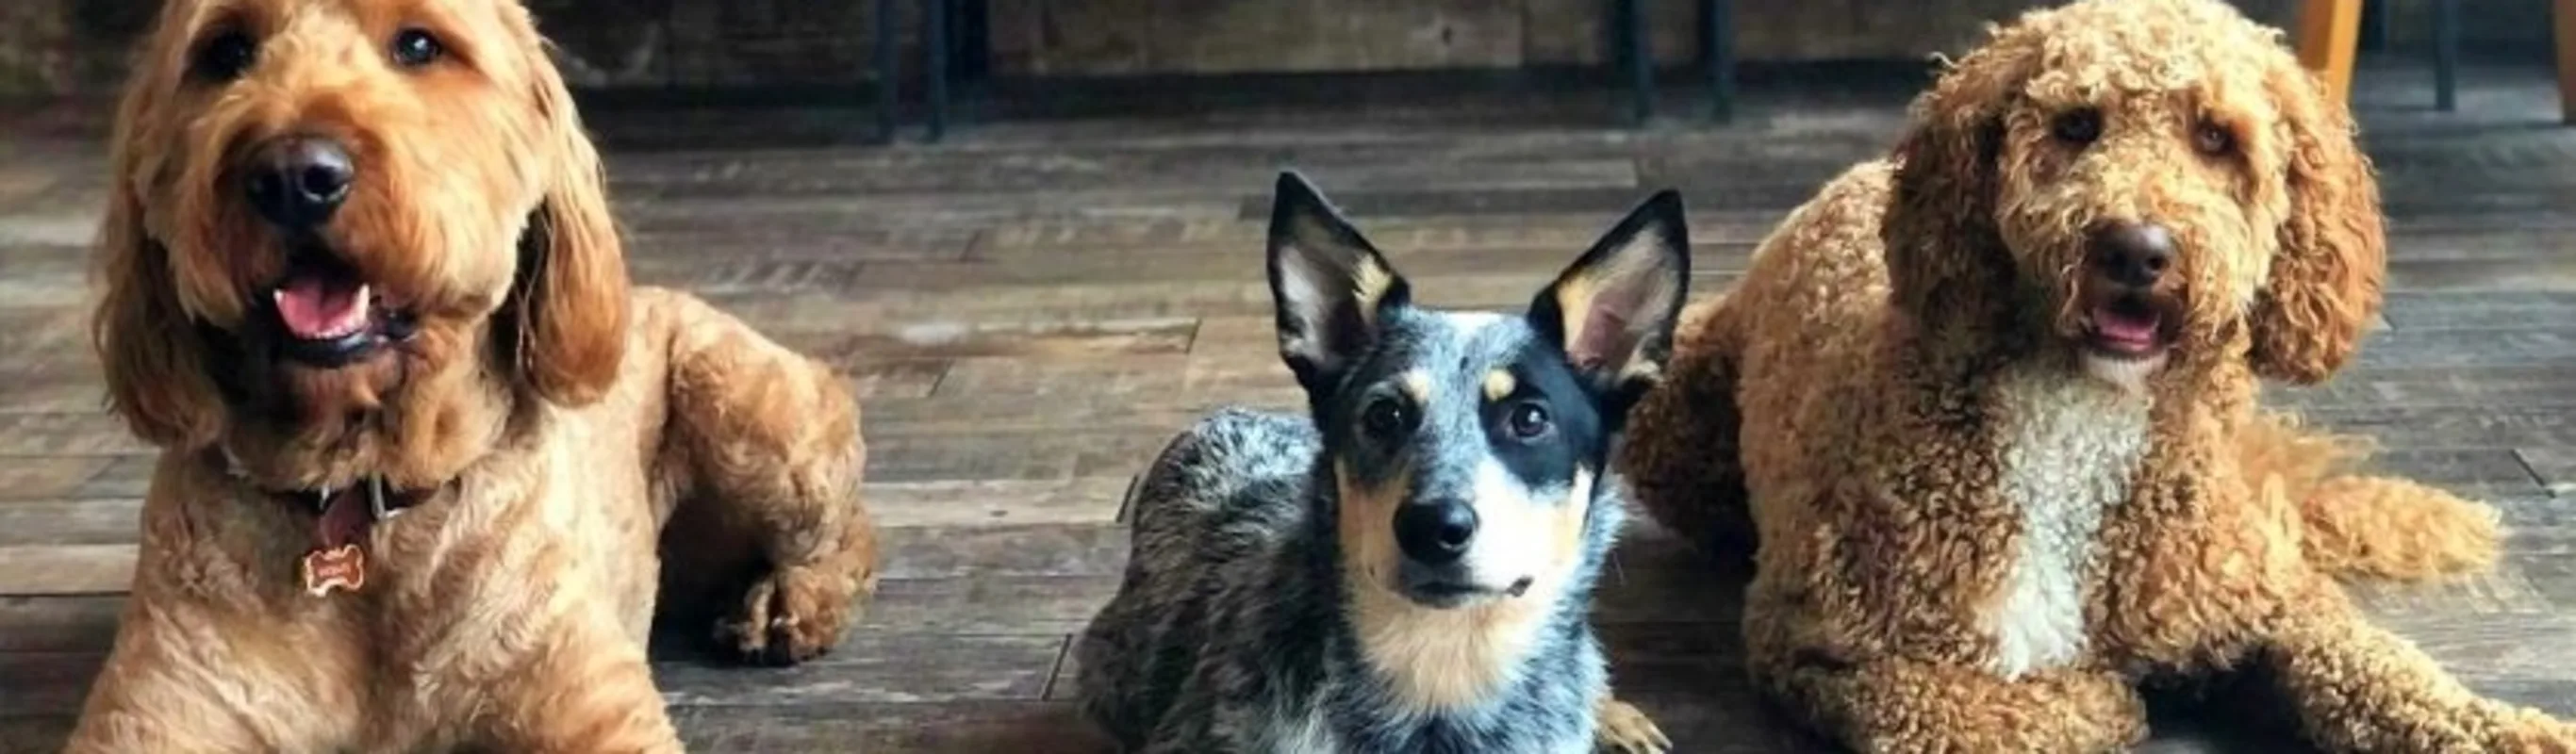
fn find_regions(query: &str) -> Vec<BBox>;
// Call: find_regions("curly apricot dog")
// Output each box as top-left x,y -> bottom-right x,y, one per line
64,0 -> 877,750
1619,0 -> 2574,750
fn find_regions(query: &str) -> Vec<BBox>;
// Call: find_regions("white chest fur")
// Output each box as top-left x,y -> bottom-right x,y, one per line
1985,365 -> 2153,679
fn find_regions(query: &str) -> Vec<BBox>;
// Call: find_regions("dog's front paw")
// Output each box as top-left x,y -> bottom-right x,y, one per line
2502,711 -> 2576,753
1595,698 -> 1672,754
715,564 -> 859,666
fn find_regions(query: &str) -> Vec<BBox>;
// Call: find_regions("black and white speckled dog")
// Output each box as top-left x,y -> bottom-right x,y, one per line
1074,172 -> 1687,753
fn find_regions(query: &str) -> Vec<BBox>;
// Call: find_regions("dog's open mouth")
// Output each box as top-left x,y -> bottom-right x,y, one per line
262,248 -> 417,368
2081,296 -> 2171,359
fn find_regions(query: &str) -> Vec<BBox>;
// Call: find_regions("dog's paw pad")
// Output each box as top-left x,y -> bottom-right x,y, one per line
714,566 -> 853,666
1595,700 -> 1671,754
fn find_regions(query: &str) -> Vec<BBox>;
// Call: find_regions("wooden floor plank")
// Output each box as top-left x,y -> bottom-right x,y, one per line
863,478 -> 1134,528
0,545 -> 129,596
2519,448 -> 2576,497
0,596 -> 121,653
2270,365 -> 2576,411
0,414 -> 145,457
653,634 -> 1066,707
673,701 -> 1110,753
0,500 -> 140,548
0,457 -> 110,502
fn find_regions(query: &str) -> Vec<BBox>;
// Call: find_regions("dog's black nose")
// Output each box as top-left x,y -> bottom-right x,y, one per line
2089,221 -> 2175,288
1394,500 -> 1478,566
243,136 -> 354,230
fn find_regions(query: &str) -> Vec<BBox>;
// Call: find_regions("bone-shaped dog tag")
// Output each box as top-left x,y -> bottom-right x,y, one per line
300,484 -> 376,598
301,544 -> 367,597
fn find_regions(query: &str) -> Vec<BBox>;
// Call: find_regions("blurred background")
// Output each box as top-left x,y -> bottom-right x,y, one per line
2,0 -> 2565,138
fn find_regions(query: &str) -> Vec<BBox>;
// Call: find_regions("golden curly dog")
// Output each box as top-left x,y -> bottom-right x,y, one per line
65,0 -> 878,750
1618,0 -> 2575,751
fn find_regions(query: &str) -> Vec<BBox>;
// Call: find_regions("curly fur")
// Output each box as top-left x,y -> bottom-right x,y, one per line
66,0 -> 878,750
1617,0 -> 2566,750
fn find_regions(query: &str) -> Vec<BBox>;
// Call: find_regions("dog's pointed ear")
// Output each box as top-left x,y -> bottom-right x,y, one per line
92,74 -> 224,449
1267,171 -> 1408,394
509,34 -> 630,406
1882,25 -> 2041,327
2250,61 -> 2385,385
1529,190 -> 1690,413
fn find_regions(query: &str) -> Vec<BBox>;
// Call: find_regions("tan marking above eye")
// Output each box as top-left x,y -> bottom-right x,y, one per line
1482,369 -> 1516,402
1398,369 -> 1433,404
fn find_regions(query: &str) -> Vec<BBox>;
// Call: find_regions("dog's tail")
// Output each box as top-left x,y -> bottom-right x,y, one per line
2242,410 -> 2503,582
1617,297 -> 1756,563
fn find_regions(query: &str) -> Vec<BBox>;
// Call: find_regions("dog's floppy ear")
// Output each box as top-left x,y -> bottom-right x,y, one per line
1267,171 -> 1408,395
508,32 -> 630,406
92,73 -> 225,449
1529,190 -> 1690,416
1881,27 -> 2040,328
2249,61 -> 2385,385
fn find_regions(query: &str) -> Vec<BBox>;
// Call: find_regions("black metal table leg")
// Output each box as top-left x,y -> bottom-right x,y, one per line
1624,0 -> 1654,125
874,0 -> 898,142
1702,0 -> 1734,123
2434,0 -> 2459,111
925,0 -> 950,142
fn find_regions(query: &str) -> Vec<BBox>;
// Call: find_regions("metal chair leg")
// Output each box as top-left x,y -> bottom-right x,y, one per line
874,0 -> 898,143
2434,0 -> 2459,111
1702,0 -> 1734,123
1622,0 -> 1653,125
924,0 -> 950,142
2559,0 -> 2576,124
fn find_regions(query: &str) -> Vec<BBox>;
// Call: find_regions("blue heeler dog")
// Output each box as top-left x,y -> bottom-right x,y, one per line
1075,172 -> 1688,753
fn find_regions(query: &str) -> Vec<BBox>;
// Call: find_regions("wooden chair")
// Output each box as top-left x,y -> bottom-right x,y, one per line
2562,0 -> 2576,123
2296,0 -> 2576,123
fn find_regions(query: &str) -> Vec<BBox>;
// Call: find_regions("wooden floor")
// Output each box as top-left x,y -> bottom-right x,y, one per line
2,60 -> 2574,752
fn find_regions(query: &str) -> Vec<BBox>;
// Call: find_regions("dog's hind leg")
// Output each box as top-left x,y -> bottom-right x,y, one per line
1616,298 -> 1753,561
653,292 -> 878,665
2298,474 -> 2501,582
2263,598 -> 2576,751
2238,410 -> 2502,581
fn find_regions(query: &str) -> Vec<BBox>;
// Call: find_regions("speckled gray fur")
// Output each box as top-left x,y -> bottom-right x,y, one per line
1074,407 -> 1625,754
1074,172 -> 1689,754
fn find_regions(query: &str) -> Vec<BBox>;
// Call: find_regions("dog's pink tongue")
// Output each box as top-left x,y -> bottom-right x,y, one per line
2091,305 -> 2161,347
272,275 -> 371,340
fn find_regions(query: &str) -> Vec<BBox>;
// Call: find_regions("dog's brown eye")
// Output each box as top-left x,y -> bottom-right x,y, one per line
391,28 -> 444,68
1507,402 -> 1552,440
1362,398 -> 1412,440
2051,108 -> 2103,145
2192,122 -> 2235,156
191,31 -> 257,81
